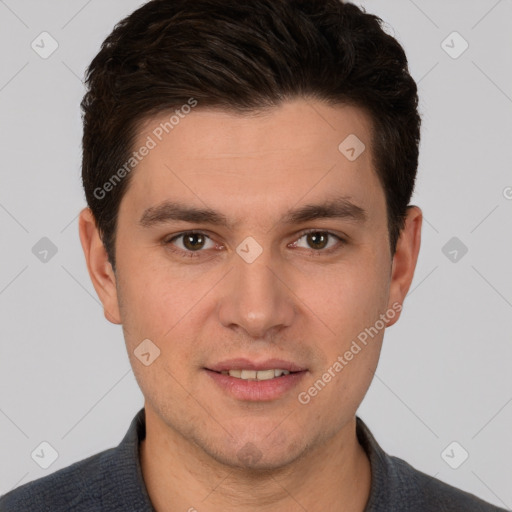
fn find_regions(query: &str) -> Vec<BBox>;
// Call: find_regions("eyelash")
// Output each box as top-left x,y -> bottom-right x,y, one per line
163,229 -> 346,259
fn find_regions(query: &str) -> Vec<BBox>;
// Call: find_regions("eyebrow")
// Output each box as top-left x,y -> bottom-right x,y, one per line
139,195 -> 367,229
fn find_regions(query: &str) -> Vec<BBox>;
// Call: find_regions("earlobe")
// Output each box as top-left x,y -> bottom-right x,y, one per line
78,207 -> 122,325
386,206 -> 422,327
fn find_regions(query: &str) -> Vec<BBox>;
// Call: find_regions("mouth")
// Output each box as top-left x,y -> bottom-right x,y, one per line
204,358 -> 307,401
218,368 -> 292,380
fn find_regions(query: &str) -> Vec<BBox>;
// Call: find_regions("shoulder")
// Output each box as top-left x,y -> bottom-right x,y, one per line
384,453 -> 506,512
0,447 -> 116,512
356,417 -> 506,512
0,408 -> 151,512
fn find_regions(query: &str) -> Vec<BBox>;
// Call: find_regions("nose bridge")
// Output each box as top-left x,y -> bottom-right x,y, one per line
217,240 -> 295,337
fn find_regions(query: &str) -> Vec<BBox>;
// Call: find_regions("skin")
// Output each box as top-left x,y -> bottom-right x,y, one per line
79,98 -> 422,511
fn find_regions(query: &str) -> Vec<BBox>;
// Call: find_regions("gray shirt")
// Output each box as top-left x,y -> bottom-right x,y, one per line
0,408 -> 506,511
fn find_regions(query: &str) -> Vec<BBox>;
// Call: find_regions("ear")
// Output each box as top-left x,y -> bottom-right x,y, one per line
78,207 -> 122,324
386,206 -> 422,327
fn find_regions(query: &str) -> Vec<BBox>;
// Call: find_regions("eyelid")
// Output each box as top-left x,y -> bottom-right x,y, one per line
164,229 -> 215,242
290,229 -> 346,254
163,228 -> 346,257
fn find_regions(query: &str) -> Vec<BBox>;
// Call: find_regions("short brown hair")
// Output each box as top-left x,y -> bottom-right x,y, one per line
81,0 -> 421,269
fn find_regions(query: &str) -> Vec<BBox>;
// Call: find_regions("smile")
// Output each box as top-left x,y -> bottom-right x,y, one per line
220,369 -> 291,380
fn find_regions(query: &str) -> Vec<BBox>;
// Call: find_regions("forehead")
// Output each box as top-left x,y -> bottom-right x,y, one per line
121,99 -> 385,228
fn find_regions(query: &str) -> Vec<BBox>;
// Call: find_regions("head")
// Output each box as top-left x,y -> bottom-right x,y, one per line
79,0 -> 422,470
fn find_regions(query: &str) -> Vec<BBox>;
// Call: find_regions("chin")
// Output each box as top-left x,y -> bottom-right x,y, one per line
213,446 -> 305,472
200,427 -> 310,472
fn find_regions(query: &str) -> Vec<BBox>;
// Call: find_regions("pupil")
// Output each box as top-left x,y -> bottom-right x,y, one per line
184,233 -> 204,251
308,232 -> 327,250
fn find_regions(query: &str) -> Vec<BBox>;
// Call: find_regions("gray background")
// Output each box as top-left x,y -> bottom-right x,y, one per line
0,0 -> 511,508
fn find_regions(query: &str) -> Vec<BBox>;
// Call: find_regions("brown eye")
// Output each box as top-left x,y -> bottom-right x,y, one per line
182,232 -> 206,251
164,231 -> 216,258
306,232 -> 329,250
291,230 -> 345,255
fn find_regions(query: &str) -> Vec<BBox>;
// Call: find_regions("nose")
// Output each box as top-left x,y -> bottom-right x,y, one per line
216,244 -> 296,341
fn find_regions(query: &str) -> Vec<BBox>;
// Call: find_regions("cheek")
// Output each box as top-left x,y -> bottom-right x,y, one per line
296,250 -> 389,413
117,263 -> 202,404
305,259 -> 389,346
115,256 -> 218,387
116,254 -> 193,339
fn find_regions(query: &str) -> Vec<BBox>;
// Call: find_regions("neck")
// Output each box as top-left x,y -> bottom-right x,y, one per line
140,408 -> 371,512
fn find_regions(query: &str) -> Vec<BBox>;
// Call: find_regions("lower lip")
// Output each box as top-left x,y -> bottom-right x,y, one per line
205,369 -> 307,401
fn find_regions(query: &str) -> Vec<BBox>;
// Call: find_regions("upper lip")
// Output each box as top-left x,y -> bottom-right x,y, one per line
206,358 -> 307,373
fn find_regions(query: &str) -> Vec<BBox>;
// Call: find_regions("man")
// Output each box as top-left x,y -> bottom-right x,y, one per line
0,0 -> 505,510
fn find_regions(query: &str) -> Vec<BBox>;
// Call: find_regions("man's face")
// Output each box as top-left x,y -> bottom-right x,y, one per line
97,99 -> 406,468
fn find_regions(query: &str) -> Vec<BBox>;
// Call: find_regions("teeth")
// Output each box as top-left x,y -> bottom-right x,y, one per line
221,369 -> 291,380
255,369 -> 275,381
